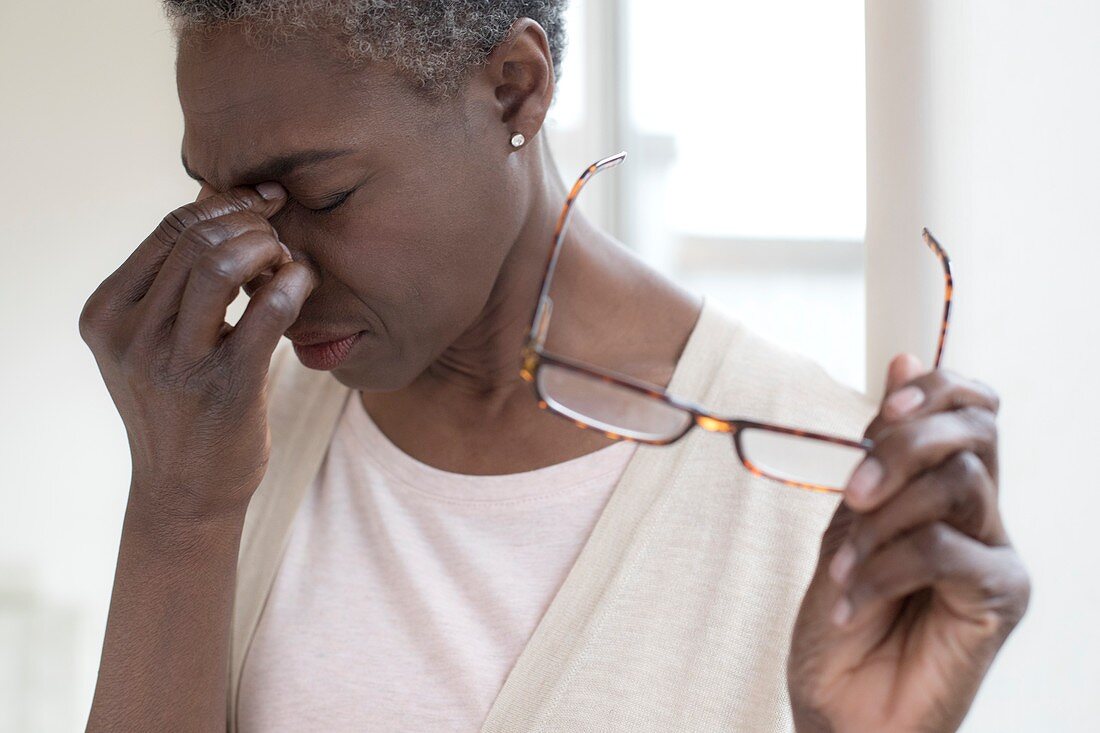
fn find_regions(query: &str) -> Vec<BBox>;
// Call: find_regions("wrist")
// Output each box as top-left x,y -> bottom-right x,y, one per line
123,485 -> 248,559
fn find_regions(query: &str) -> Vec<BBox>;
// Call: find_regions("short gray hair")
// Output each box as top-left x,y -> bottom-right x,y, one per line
163,1 -> 570,101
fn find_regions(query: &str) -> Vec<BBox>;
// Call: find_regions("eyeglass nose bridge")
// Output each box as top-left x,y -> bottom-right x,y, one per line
689,414 -> 764,477
694,414 -> 734,433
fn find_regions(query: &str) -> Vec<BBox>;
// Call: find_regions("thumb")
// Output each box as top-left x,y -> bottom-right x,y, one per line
885,352 -> 924,395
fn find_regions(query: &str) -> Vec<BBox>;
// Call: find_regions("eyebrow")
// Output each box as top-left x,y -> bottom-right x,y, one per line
180,148 -> 355,185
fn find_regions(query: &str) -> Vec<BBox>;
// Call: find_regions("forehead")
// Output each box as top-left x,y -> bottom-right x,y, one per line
175,26 -> 411,188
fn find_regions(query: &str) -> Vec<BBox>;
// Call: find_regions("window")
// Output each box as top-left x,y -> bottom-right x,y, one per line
546,0 -> 867,389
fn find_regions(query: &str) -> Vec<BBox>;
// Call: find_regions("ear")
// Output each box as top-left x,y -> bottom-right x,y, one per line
479,17 -> 556,145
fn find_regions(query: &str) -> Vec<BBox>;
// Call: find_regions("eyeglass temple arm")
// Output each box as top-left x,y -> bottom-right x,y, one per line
922,228 -> 954,369
526,151 -> 629,348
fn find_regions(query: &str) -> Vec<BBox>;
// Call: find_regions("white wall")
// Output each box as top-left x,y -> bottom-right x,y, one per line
866,2 -> 1100,730
0,3 -> 195,729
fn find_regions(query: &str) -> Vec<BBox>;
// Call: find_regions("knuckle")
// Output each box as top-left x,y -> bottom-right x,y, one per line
915,522 -> 950,558
183,219 -> 230,249
974,555 -> 1030,633
956,449 -> 988,485
234,209 -> 270,231
156,203 -> 202,245
938,452 -> 987,531
924,368 -> 955,395
973,378 -> 1001,413
254,282 -> 297,319
78,313 -> 102,348
974,567 -> 1008,603
79,287 -> 130,349
78,292 -> 105,337
77,313 -> 99,347
958,405 -> 998,444
933,368 -> 958,389
221,187 -> 257,213
193,248 -> 243,286
1006,561 -> 1033,621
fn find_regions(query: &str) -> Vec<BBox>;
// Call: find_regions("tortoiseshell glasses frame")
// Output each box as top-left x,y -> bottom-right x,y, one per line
519,151 -> 954,494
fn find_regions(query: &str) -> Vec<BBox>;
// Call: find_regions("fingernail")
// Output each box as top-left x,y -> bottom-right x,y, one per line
846,457 -> 883,501
829,543 -> 856,585
277,237 -> 292,259
885,385 -> 925,417
831,597 -> 852,626
256,182 -> 286,200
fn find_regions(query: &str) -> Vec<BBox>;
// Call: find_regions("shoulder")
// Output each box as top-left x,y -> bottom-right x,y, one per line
700,301 -> 879,440
672,300 -> 879,536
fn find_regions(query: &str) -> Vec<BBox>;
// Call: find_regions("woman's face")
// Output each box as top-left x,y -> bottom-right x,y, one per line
176,26 -> 534,390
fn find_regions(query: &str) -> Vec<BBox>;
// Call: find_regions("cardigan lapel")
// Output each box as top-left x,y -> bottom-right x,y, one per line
227,346 -> 353,733
478,296 -> 734,732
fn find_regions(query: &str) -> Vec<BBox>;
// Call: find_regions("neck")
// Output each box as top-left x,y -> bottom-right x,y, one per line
359,139 -> 703,472
382,137 -> 588,411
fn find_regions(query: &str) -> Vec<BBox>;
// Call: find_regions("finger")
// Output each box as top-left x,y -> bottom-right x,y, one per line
844,406 -> 998,512
829,451 -> 1005,587
171,228 -> 294,361
140,203 -> 291,328
224,260 -> 319,373
880,368 -> 1001,424
833,522 -> 1030,633
103,183 -> 288,310
885,352 -> 925,395
862,353 -> 929,439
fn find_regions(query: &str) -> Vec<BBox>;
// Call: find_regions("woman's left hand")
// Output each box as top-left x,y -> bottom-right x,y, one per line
787,353 -> 1030,733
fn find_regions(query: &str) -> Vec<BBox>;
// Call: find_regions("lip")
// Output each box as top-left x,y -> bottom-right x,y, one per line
286,329 -> 364,346
290,331 -> 366,370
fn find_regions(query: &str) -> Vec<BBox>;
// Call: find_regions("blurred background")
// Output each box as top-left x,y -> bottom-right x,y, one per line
1,0 -> 1097,730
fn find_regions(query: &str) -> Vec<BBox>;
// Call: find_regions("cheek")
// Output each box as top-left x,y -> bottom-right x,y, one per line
339,184 -> 521,311
282,163 -> 527,359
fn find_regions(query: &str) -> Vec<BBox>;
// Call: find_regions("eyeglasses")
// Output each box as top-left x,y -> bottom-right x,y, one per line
519,151 -> 954,494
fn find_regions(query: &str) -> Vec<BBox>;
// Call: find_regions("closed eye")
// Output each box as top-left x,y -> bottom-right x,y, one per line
310,187 -> 352,212
303,188 -> 355,215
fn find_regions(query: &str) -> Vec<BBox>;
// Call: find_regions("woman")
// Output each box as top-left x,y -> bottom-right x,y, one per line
80,2 -> 1029,731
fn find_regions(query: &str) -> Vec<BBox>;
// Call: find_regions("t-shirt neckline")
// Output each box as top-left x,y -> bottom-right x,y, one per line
340,295 -> 712,505
344,393 -> 639,504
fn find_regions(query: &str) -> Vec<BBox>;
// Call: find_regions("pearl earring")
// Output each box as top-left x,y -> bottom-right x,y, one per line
510,132 -> 526,148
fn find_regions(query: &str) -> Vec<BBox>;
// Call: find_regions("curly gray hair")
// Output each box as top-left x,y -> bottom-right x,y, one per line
163,0 -> 569,101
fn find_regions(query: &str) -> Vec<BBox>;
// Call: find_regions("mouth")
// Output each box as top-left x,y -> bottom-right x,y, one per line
289,330 -> 367,370
286,329 -> 364,346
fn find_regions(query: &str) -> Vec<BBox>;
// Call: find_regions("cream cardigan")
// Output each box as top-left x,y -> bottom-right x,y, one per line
226,296 -> 879,732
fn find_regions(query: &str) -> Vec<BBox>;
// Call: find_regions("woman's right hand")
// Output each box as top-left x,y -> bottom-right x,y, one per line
79,182 -> 318,525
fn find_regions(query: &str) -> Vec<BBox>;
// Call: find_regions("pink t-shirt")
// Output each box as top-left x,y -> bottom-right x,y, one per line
237,391 -> 639,732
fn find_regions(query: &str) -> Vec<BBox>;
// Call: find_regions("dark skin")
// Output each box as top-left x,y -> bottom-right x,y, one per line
179,19 -> 701,475
80,17 -> 1027,732
791,354 -> 1030,731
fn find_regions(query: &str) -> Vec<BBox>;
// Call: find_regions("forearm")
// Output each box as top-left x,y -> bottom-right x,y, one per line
86,487 -> 246,732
